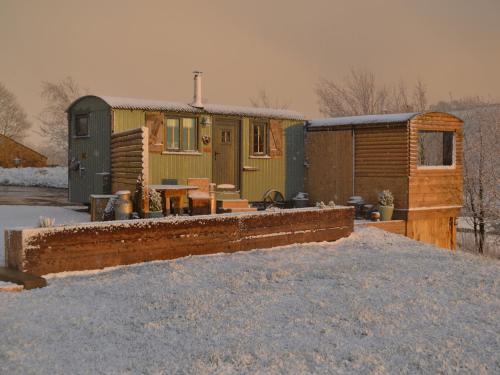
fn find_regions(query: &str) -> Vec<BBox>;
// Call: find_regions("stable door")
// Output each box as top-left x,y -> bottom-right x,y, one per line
212,118 -> 240,189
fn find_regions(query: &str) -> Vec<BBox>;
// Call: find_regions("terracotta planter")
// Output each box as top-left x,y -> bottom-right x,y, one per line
379,205 -> 394,221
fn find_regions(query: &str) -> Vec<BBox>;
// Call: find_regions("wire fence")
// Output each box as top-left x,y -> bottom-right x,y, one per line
457,228 -> 500,258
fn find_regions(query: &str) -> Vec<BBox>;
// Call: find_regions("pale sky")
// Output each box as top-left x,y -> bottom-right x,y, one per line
1,0 -> 499,146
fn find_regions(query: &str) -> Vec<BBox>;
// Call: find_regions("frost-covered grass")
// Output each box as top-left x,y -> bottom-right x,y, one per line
0,167 -> 67,188
0,228 -> 498,374
0,205 -> 89,266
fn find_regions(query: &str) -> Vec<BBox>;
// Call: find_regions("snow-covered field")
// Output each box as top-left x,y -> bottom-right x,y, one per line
0,166 -> 68,188
0,205 -> 89,266
0,228 -> 498,374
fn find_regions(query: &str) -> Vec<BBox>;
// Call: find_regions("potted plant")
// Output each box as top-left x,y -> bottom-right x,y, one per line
378,190 -> 394,221
146,188 -> 164,218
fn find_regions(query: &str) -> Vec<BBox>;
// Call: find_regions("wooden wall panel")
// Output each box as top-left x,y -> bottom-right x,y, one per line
406,208 -> 460,250
408,112 -> 463,209
355,176 -> 408,208
353,126 -> 409,208
355,127 -> 408,177
304,129 -> 353,205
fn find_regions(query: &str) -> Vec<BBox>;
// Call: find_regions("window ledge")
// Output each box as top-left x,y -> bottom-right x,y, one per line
416,165 -> 456,170
162,151 -> 202,156
249,155 -> 271,159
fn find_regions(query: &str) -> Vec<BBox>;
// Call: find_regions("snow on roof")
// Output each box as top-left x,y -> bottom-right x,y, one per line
307,112 -> 419,128
91,95 -> 305,120
100,96 -> 196,113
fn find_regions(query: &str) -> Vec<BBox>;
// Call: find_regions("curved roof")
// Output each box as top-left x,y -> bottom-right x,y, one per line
307,111 -> 463,128
67,95 -> 305,120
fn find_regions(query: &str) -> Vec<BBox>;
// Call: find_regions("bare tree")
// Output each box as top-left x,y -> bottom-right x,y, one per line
316,68 -> 428,117
250,89 -> 289,109
38,77 -> 84,164
0,82 -> 31,141
433,97 -> 500,254
413,80 -> 428,112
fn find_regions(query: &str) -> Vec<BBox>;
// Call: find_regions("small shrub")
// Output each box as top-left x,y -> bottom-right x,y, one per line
39,216 -> 55,227
149,189 -> 162,212
378,190 -> 394,206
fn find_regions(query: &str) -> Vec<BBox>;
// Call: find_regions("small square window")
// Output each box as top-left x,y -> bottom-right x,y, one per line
75,114 -> 89,137
221,130 -> 231,144
418,131 -> 455,167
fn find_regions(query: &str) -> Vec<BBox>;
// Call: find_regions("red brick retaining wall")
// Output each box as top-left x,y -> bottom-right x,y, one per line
5,207 -> 353,276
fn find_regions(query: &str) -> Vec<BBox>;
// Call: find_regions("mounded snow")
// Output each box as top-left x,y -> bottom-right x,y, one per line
0,205 -> 89,266
0,227 -> 498,374
0,167 -> 68,188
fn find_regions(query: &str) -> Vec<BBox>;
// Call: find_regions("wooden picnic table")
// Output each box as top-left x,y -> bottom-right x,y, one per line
148,184 -> 198,215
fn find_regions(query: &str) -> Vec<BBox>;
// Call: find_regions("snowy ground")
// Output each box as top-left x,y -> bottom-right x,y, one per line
0,166 -> 68,188
0,205 -> 89,266
0,227 -> 498,374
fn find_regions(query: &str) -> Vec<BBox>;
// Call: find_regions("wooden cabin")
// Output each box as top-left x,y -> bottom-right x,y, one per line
0,134 -> 47,168
305,112 -> 463,250
66,76 -> 305,206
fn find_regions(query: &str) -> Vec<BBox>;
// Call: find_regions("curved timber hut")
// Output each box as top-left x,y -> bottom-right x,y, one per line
305,112 -> 463,249
67,73 -> 305,205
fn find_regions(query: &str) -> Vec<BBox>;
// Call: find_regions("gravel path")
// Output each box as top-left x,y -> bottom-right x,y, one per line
0,228 -> 498,374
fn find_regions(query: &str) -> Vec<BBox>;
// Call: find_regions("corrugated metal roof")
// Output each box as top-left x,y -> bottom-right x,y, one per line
307,112 -> 419,128
202,103 -> 304,120
100,96 -> 198,113
70,95 -> 305,120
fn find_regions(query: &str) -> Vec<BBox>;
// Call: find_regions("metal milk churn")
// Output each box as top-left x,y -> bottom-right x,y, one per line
114,190 -> 133,220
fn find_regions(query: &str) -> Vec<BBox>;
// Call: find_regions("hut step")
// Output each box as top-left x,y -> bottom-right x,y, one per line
217,199 -> 250,209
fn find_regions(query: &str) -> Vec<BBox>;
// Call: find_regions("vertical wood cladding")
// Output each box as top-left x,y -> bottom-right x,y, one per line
305,129 -> 353,205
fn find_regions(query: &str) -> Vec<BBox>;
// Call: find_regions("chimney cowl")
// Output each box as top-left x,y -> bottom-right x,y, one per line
191,71 -> 203,108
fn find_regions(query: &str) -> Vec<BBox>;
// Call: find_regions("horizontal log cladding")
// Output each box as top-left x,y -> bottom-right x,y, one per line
5,207 -> 354,276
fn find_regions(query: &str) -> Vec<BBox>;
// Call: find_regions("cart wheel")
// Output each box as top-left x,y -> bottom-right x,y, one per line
262,189 -> 285,209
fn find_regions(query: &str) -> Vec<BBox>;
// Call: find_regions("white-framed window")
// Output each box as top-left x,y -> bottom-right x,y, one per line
417,130 -> 455,167
165,117 -> 197,151
251,120 -> 268,155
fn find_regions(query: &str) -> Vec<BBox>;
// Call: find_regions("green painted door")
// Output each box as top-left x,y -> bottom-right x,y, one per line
68,110 -> 111,203
213,118 -> 240,188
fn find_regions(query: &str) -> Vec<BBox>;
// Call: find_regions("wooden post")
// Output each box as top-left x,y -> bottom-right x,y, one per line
142,127 -> 150,214
209,183 -> 216,214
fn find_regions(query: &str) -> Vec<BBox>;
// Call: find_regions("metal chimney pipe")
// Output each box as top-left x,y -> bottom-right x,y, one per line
192,71 -> 203,108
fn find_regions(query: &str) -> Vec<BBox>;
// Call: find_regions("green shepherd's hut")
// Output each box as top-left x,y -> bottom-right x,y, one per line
67,72 -> 305,207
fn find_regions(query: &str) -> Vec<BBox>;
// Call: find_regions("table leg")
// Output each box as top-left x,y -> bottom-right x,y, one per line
163,192 -> 171,216
178,193 -> 185,215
